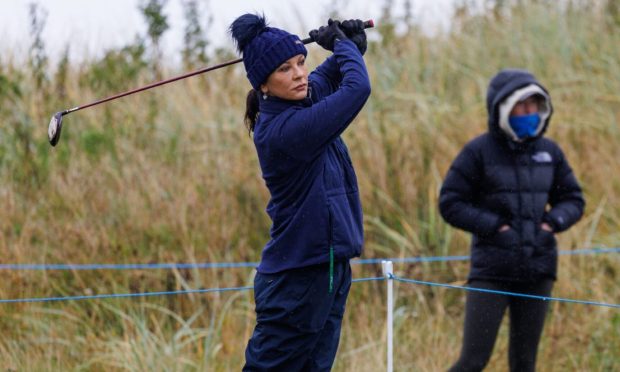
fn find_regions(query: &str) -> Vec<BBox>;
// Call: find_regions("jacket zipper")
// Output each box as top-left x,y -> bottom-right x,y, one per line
328,205 -> 334,294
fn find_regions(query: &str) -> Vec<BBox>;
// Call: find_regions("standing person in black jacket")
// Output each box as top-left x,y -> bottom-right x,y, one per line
439,69 -> 585,372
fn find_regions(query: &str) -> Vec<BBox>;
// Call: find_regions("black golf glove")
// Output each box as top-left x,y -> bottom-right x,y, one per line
340,19 -> 367,55
309,19 -> 348,52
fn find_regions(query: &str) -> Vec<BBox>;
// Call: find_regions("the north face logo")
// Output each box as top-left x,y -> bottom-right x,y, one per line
532,151 -> 552,163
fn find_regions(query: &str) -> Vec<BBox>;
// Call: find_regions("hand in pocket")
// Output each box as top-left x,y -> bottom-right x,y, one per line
493,226 -> 519,249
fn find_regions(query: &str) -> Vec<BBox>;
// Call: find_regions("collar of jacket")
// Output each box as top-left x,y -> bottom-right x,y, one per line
258,84 -> 312,115
492,130 -> 540,153
258,90 -> 313,116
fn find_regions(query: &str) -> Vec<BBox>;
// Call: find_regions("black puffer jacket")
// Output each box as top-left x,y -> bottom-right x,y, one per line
439,69 -> 585,282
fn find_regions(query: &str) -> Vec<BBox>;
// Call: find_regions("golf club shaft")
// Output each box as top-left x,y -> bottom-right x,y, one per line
62,20 -> 374,116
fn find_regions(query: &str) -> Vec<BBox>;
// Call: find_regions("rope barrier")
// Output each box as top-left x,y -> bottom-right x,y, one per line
3,274 -> 619,308
391,275 -> 620,309
0,248 -> 617,305
0,262 -> 259,271
354,255 -> 469,265
0,278 -> 385,304
0,286 -> 253,304
1,247 -> 617,271
352,277 -> 386,283
0,274 -> 618,308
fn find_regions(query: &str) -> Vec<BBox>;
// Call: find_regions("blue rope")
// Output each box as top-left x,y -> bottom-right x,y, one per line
392,275 -> 620,309
557,247 -> 620,256
1,247 -> 617,271
353,255 -> 470,265
1,275 -> 617,308
0,285 -> 253,304
354,247 -> 620,265
352,277 -> 385,283
0,279 -> 386,304
0,262 -> 259,270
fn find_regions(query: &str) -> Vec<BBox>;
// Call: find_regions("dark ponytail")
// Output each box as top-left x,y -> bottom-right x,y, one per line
244,89 -> 260,133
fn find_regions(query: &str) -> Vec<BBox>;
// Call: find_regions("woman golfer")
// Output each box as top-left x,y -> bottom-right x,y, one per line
229,13 -> 371,371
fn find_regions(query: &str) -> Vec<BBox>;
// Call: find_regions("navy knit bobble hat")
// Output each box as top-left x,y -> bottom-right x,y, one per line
229,13 -> 307,90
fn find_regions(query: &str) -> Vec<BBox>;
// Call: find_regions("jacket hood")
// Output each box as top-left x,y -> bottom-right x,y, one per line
486,69 -> 553,143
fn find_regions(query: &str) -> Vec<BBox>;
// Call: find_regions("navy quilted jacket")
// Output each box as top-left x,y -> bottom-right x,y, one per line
439,70 -> 585,282
253,40 -> 371,274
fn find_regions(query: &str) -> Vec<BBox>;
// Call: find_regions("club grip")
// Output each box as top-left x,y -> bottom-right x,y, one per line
302,19 -> 374,45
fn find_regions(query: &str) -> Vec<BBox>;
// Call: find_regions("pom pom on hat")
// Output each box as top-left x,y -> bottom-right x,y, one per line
229,13 -> 307,90
229,13 -> 268,54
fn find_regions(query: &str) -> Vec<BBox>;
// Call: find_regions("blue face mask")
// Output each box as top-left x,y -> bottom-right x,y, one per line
509,113 -> 541,139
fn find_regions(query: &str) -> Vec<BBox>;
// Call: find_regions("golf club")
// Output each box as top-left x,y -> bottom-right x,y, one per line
48,19 -> 374,147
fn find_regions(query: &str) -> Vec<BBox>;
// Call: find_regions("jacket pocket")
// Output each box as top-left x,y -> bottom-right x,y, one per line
488,228 -> 520,249
535,229 -> 556,249
531,229 -> 558,278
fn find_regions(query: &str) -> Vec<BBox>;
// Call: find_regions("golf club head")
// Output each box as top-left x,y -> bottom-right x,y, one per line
48,112 -> 63,147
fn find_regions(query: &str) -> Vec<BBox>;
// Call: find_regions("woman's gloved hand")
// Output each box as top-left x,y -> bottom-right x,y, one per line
309,19 -> 348,52
340,19 -> 367,55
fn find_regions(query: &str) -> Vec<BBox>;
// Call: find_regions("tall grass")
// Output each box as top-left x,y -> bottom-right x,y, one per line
1,1 -> 619,370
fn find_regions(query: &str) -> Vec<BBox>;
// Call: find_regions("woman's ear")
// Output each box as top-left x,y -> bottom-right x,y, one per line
260,84 -> 268,95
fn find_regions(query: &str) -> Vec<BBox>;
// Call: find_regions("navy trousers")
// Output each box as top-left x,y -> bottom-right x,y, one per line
243,261 -> 352,372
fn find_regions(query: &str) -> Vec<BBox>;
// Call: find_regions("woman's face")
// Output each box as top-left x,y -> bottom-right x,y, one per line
510,96 -> 540,116
261,54 -> 308,101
